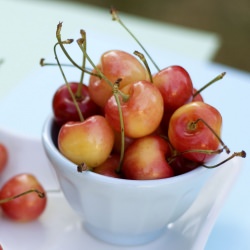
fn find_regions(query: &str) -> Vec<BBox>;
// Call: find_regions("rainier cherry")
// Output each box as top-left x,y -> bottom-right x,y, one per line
153,65 -> 193,112
153,65 -> 193,129
58,115 -> 115,167
105,80 -> 164,138
122,135 -> 174,180
168,101 -> 222,163
88,50 -> 148,107
93,154 -> 121,178
0,173 -> 46,222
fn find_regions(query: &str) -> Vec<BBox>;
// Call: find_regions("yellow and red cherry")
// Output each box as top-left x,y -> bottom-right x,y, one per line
58,115 -> 115,167
88,50 -> 148,108
105,80 -> 164,138
168,101 -> 222,163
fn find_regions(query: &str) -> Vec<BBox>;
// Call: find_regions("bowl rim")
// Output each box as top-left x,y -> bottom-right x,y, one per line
42,114 -> 209,187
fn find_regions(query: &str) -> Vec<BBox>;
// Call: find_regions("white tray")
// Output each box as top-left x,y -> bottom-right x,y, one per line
0,125 -> 243,250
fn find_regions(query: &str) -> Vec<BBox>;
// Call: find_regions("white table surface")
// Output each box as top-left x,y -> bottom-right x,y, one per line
0,0 -> 250,249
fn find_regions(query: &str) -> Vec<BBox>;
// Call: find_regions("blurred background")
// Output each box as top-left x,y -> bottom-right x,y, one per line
59,0 -> 250,73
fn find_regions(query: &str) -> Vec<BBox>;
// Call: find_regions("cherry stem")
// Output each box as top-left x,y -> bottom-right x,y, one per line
0,189 -> 45,204
77,35 -> 130,103
40,58 -> 74,68
167,148 -> 224,164
54,42 -> 84,122
202,150 -> 246,168
56,22 -> 99,78
134,50 -> 153,83
40,58 -> 93,72
193,72 -> 226,98
112,79 -> 125,173
76,35 -> 111,87
110,7 -> 160,72
77,162 -> 91,172
75,30 -> 87,99
190,118 -> 230,154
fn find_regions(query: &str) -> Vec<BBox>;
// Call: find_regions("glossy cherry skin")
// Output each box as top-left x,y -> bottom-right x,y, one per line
93,154 -> 122,178
88,50 -> 148,108
0,174 -> 47,222
168,101 -> 222,163
105,80 -> 164,138
122,135 -> 174,180
153,65 -> 193,112
58,115 -> 115,167
52,82 -> 101,126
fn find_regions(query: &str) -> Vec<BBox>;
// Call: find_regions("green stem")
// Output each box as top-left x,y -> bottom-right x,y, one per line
40,58 -> 73,67
54,42 -> 84,122
113,80 -> 126,173
76,30 -> 87,99
193,72 -> 226,98
40,58 -> 93,72
0,189 -> 45,204
110,7 -> 160,72
190,118 -> 230,154
79,30 -> 87,85
77,36 -> 130,103
77,36 -> 112,87
134,50 -> 153,83
202,150 -> 246,168
56,22 -> 99,77
167,148 -> 224,165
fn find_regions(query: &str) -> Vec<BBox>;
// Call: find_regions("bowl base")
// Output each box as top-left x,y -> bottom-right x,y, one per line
84,222 -> 166,246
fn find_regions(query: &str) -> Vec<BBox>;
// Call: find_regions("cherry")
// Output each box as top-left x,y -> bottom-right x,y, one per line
52,82 -> 101,126
169,155 -> 201,175
0,173 -> 46,222
0,143 -> 8,174
105,80 -> 164,138
122,135 -> 174,180
93,154 -> 122,178
153,65 -> 193,112
58,115 -> 115,167
88,50 -> 148,108
168,101 -> 223,163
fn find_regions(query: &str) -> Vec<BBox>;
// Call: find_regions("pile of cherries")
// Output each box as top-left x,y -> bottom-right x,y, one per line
49,10 -> 246,180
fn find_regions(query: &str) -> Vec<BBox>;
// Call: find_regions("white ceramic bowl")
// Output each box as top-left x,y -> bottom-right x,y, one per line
41,115 -> 212,246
